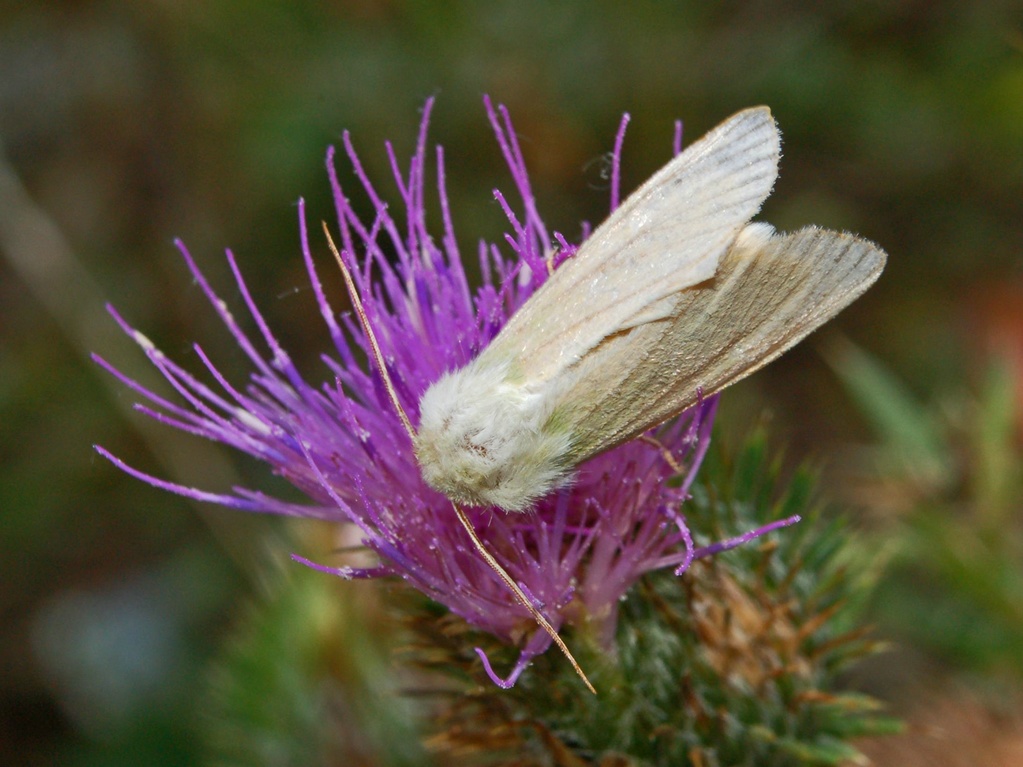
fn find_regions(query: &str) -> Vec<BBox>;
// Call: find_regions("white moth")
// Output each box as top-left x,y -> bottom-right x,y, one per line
414,106 -> 886,511
328,105 -> 885,692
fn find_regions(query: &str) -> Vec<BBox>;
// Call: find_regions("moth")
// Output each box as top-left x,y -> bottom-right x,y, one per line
332,106 -> 884,692
414,106 -> 886,512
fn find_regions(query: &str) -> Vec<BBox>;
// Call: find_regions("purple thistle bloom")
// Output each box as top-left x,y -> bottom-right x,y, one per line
95,97 -> 797,688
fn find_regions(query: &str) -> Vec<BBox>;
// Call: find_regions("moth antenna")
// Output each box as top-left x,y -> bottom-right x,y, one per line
322,222 -> 596,694
638,434 -> 683,475
323,223 -> 415,440
451,502 -> 596,694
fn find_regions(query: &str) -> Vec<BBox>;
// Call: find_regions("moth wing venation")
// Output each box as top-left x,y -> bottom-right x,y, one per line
560,226 -> 887,462
480,106 -> 782,384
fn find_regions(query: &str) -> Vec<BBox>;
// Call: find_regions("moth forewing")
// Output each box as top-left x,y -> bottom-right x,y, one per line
483,106 -> 781,385
563,225 -> 887,463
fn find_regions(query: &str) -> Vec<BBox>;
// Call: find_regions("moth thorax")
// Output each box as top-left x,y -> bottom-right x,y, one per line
414,365 -> 574,512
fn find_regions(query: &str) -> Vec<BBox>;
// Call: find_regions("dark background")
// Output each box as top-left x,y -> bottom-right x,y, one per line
2,2 -> 1021,764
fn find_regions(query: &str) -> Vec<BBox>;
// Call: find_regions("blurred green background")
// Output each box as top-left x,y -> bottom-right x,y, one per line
2,2 -> 1021,764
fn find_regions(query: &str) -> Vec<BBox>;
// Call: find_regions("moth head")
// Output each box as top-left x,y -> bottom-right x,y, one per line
414,360 -> 574,512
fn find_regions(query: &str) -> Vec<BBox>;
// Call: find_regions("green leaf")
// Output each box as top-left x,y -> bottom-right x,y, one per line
973,358 -> 1021,526
825,337 -> 949,485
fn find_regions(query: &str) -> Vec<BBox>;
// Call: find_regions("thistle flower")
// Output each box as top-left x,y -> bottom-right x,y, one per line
95,97 -> 796,689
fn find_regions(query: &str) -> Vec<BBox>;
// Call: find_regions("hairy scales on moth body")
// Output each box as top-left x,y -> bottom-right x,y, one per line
414,106 -> 885,512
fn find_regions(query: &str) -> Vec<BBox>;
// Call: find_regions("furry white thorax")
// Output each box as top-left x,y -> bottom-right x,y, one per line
414,358 -> 574,512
